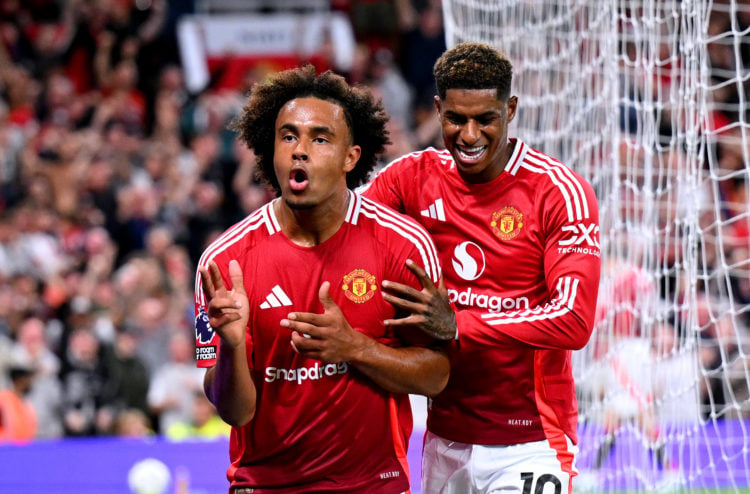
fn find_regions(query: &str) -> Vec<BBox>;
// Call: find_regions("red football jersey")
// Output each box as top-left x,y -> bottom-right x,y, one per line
194,191 -> 441,493
361,139 -> 601,449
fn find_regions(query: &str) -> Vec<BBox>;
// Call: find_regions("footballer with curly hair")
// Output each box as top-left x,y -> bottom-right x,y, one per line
194,65 -> 449,493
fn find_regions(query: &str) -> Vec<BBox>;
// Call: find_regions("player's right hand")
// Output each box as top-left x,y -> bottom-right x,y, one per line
199,260 -> 249,348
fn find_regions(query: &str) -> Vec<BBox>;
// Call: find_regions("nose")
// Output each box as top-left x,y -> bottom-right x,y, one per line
292,140 -> 308,161
459,120 -> 480,144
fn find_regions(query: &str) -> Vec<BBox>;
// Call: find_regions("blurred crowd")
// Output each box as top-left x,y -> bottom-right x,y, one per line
0,0 -> 446,442
2,0 -> 746,446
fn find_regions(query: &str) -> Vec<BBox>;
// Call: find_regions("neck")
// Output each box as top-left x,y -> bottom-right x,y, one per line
275,189 -> 351,247
460,138 -> 516,185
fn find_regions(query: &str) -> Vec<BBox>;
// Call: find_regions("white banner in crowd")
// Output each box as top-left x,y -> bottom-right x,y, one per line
177,12 -> 356,93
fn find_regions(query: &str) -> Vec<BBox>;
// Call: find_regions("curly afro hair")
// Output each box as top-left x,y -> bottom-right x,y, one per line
231,64 -> 390,193
433,42 -> 513,100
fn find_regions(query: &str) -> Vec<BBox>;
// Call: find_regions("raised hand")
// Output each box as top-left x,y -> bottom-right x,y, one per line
282,281 -> 368,364
199,260 -> 249,348
382,259 -> 457,340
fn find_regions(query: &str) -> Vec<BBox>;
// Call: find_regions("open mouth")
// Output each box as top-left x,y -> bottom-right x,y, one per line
456,145 -> 487,162
289,168 -> 309,192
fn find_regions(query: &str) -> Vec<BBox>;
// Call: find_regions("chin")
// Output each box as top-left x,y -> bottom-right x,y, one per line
456,161 -> 485,174
284,196 -> 316,210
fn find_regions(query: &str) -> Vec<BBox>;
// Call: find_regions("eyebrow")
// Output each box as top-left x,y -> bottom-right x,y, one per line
444,110 -> 499,119
279,123 -> 336,136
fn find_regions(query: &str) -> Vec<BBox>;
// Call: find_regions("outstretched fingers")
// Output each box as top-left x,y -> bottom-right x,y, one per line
200,260 -> 226,301
200,260 -> 245,326
208,261 -> 226,292
382,290 -> 426,314
405,258 -> 438,293
199,266 -> 215,300
382,279 -> 425,302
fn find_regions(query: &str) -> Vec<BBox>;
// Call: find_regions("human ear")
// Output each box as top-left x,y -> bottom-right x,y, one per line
343,145 -> 361,173
507,96 -> 518,122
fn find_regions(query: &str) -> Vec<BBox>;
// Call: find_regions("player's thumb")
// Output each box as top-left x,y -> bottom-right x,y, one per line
228,260 -> 246,295
318,281 -> 339,313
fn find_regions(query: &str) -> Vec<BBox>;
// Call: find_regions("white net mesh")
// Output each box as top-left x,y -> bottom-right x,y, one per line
442,0 -> 750,491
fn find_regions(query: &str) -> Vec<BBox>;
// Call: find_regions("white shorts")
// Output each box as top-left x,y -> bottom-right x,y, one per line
421,431 -> 579,494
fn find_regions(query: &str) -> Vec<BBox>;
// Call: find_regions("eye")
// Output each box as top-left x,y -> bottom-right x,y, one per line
313,136 -> 329,144
281,134 -> 296,142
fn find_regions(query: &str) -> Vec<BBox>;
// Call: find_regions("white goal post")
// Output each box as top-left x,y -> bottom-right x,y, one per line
442,0 -> 750,491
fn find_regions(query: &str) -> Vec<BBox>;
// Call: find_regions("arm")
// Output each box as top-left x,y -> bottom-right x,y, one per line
199,260 -> 256,426
384,178 -> 601,351
455,268 -> 598,350
384,260 -> 598,350
466,180 -> 601,350
282,282 -> 449,397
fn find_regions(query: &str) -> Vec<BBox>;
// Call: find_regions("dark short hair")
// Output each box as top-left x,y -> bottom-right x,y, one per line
433,42 -> 513,100
231,64 -> 390,192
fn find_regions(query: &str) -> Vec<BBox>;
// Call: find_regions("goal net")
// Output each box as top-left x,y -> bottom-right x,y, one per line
442,0 -> 750,491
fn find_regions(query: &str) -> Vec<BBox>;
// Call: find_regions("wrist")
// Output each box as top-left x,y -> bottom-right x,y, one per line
348,328 -> 374,364
219,334 -> 246,352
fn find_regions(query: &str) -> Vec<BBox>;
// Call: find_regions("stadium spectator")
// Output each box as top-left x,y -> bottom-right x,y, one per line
394,0 -> 445,112
0,355 -> 38,443
127,296 -> 173,375
59,327 -> 112,436
194,65 -> 448,492
361,42 -> 601,493
13,316 -> 63,438
348,0 -> 401,55
165,389 -> 230,441
147,331 -> 204,436
112,407 -> 154,438
367,47 -> 413,129
102,328 -> 151,425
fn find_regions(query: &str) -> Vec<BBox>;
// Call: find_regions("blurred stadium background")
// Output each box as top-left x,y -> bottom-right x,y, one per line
0,0 -> 748,493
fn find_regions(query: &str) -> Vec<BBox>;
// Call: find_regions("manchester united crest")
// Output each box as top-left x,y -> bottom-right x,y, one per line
491,207 -> 523,240
342,269 -> 377,303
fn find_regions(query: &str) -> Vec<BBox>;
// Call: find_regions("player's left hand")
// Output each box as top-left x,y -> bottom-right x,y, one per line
382,259 -> 457,340
282,281 -> 369,364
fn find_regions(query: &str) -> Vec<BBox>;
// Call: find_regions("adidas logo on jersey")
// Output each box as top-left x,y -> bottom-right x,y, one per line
260,285 -> 292,309
420,198 -> 446,221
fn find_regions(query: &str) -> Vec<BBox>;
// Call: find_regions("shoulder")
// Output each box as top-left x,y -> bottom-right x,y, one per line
393,146 -> 452,168
358,148 -> 452,205
515,145 -> 597,219
351,193 -> 441,280
516,145 -> 593,190
376,147 -> 452,177
196,202 -> 277,272
353,193 -> 431,238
